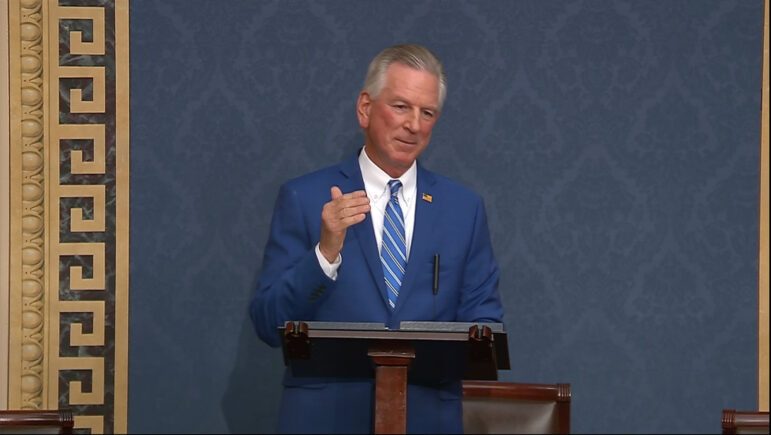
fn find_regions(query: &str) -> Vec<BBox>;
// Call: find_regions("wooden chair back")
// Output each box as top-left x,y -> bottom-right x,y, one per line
462,381 -> 571,434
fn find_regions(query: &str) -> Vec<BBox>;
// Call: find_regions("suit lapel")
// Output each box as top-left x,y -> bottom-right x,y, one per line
393,164 -> 437,316
338,152 -> 390,308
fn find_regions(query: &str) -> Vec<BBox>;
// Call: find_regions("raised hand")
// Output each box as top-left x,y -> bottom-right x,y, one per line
319,186 -> 370,263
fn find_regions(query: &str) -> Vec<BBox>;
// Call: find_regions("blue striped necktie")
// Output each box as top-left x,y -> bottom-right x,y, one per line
381,180 -> 407,311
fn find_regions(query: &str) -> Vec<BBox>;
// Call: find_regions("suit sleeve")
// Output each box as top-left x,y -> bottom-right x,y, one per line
249,183 -> 335,347
456,196 -> 504,324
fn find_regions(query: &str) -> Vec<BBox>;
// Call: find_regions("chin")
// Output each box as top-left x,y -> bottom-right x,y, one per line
392,154 -> 416,166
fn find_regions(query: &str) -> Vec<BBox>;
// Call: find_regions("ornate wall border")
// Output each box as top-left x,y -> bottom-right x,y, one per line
759,0 -> 769,413
6,0 -> 129,432
2,0 -> 13,412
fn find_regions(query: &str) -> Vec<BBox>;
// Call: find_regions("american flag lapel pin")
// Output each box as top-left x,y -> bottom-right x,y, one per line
422,193 -> 433,203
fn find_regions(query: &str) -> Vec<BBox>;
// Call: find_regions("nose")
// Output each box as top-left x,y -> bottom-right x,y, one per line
403,109 -> 420,133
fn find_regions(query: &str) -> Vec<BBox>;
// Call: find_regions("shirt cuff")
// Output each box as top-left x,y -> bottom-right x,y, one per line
315,244 -> 341,280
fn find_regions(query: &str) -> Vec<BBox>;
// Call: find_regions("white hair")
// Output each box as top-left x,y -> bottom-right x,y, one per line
362,44 -> 447,110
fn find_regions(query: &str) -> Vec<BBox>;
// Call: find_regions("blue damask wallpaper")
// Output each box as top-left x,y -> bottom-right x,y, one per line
129,1 -> 763,433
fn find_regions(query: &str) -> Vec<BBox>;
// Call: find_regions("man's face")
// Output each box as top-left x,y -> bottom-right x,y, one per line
357,62 -> 440,178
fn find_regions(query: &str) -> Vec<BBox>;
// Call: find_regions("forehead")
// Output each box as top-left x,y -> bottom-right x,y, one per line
381,62 -> 440,108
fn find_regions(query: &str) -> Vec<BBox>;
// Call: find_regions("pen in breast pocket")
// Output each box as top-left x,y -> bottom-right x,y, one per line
433,254 -> 440,295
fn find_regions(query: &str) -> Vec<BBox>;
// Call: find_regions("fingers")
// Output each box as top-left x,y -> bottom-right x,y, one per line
319,187 -> 370,262
337,203 -> 371,224
330,186 -> 367,201
330,186 -> 343,200
328,188 -> 370,217
321,188 -> 370,232
324,189 -> 370,226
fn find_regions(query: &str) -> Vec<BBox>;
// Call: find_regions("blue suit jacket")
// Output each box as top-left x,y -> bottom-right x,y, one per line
250,150 -> 504,433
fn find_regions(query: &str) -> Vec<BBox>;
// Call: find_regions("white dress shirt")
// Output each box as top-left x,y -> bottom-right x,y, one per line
315,147 -> 417,279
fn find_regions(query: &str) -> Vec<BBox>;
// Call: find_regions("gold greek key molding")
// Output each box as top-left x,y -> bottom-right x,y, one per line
76,415 -> 105,434
59,301 -> 106,347
57,357 -> 105,405
7,1 -> 130,432
57,243 -> 106,291
58,66 -> 106,113
59,185 -> 107,232
59,124 -> 105,174
58,6 -> 105,56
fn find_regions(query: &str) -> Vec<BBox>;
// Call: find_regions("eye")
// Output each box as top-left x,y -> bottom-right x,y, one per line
392,104 -> 407,110
422,110 -> 435,119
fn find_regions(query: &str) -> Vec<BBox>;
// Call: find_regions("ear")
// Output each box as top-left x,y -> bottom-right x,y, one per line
356,91 -> 371,129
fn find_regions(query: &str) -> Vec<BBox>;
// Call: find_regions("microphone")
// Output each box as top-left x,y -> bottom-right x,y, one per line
433,254 -> 440,295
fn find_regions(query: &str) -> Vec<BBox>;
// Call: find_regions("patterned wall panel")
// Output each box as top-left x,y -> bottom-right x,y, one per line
6,1 -> 129,433
127,1 -> 762,433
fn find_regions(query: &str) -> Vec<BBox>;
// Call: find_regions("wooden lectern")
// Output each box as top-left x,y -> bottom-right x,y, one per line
280,321 -> 509,434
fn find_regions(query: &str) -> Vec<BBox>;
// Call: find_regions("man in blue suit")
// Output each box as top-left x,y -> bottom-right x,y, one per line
250,43 -> 504,433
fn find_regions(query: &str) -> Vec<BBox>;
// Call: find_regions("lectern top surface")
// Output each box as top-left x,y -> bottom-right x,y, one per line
286,321 -> 505,333
399,321 -> 505,333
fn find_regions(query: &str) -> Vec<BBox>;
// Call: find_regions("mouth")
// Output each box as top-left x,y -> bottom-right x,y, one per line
395,138 -> 417,145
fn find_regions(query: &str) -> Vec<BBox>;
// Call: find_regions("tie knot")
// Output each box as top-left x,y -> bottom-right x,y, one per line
388,180 -> 402,196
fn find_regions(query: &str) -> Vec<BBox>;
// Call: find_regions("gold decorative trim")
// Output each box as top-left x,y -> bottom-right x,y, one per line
114,1 -> 131,430
8,0 -> 49,411
1,0 -> 13,411
7,1 -> 130,431
759,0 -> 770,413
75,415 -> 105,433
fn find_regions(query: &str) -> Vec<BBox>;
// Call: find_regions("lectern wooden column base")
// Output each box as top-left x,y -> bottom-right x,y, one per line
368,340 -> 416,434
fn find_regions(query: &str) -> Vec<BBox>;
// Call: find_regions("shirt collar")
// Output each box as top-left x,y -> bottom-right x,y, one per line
359,146 -> 417,204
